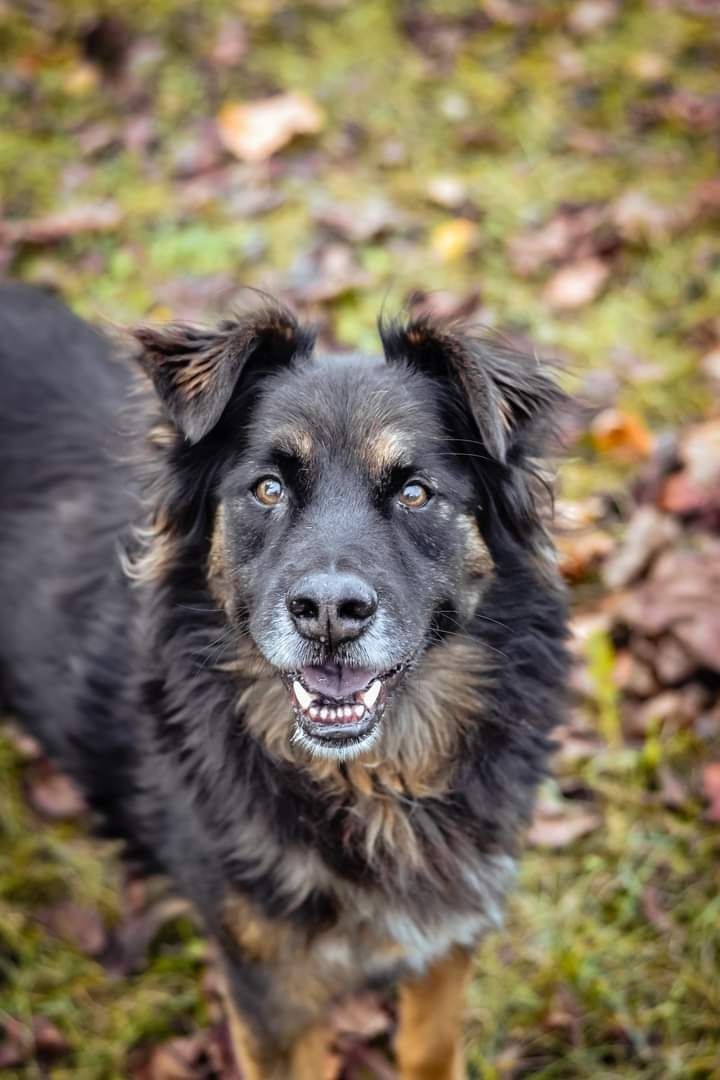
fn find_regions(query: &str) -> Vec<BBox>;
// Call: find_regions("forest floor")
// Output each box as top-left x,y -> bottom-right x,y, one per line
1,2 -> 719,1077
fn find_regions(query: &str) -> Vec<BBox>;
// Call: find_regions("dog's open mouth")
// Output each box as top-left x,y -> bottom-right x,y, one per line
285,661 -> 405,754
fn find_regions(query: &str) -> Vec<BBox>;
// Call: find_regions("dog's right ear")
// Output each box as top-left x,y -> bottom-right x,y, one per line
133,304 -> 315,444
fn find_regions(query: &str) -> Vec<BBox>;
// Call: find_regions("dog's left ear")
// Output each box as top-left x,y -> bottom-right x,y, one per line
133,304 -> 315,443
380,315 -> 561,467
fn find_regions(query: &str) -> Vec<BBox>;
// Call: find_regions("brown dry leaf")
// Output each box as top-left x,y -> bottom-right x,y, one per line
700,347 -> 720,383
430,218 -> 477,261
509,204 -> 609,277
642,884 -> 674,932
106,895 -> 192,975
701,762 -> 720,822
602,506 -> 679,590
0,202 -> 122,246
590,408 -> 654,461
0,1017 -> 69,1069
567,0 -> 618,35
313,197 -> 400,243
528,797 -> 601,848
612,190 -> 688,244
37,900 -> 107,957
135,1035 -> 205,1080
426,175 -> 469,210
543,257 -> 610,310
628,51 -> 670,82
217,93 -> 324,163
659,419 -> 720,518
556,529 -> 614,582
25,760 -> 86,819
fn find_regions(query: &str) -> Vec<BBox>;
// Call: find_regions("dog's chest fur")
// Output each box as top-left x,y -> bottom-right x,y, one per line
223,830 -> 516,999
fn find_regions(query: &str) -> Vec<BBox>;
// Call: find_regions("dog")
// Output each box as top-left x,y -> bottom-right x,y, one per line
0,282 -> 568,1079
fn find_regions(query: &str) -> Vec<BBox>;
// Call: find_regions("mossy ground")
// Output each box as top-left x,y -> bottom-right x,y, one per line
1,2 -> 719,1076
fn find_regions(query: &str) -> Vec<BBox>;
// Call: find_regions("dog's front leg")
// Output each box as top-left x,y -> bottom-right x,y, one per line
395,945 -> 474,1080
221,969 -> 330,1080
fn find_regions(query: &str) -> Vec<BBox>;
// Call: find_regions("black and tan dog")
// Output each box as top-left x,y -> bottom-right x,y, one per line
0,282 -> 568,1079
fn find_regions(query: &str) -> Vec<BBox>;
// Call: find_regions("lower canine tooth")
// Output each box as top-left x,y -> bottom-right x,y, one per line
361,679 -> 381,710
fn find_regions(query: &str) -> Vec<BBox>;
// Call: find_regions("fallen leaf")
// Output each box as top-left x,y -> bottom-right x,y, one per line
556,529 -> 614,582
134,1035 -> 205,1080
0,202 -> 122,246
590,408 -> 654,461
659,420 -> 720,520
25,760 -> 86,819
106,895 -> 192,975
37,901 -> 107,957
426,175 -> 469,210
653,635 -> 696,686
210,17 -> 248,67
528,799 -> 601,848
0,1017 -> 69,1069
642,884 -> 674,932
567,0 -> 618,35
701,762 -> 720,822
509,203 -> 610,277
217,93 -> 324,163
700,347 -> 720,383
313,197 -> 400,243
656,766 -> 688,810
284,243 -> 371,305
612,190 -> 688,244
543,257 -> 610,310
627,51 -> 670,82
430,218 -> 477,261
602,506 -> 678,589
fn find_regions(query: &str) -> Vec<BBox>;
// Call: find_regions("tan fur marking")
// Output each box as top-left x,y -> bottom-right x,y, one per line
220,971 -> 331,1080
147,422 -> 176,448
361,427 -> 413,477
222,894 -> 286,966
208,502 -> 232,610
395,945 -> 474,1080
457,514 -> 494,578
274,426 -> 314,461
120,510 -> 177,585
231,636 -> 490,868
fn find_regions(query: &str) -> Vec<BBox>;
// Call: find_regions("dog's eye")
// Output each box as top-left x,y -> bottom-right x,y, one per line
252,477 -> 285,507
398,481 -> 432,509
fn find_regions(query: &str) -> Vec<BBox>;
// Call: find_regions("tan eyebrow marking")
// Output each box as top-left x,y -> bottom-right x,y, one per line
272,427 -> 314,461
361,428 -> 414,478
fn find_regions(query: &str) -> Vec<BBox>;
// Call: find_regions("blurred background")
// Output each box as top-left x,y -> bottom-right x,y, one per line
1,1 -> 720,1076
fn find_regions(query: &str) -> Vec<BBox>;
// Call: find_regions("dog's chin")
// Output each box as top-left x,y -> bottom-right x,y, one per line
281,661 -> 406,761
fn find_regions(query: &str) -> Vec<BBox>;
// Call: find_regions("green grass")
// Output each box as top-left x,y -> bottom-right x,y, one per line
1,0 -> 720,1074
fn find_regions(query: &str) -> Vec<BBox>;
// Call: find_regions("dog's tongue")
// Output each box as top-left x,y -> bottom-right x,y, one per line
301,663 -> 377,699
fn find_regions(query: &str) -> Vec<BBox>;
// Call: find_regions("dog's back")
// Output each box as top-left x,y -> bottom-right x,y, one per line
0,284 -> 140,838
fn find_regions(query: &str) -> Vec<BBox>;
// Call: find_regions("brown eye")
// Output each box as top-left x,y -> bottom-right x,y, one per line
398,481 -> 432,509
253,477 -> 284,507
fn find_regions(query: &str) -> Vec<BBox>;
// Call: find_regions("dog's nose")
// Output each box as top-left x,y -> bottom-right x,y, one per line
286,572 -> 378,644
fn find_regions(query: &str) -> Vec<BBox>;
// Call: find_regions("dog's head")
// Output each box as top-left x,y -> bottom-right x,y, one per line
133,300 -> 563,762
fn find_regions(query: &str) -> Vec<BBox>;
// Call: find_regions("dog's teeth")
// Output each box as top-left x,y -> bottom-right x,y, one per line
361,679 -> 381,710
352,704 -> 365,720
309,705 -> 320,720
293,680 -> 314,710
320,707 -> 329,720
343,705 -> 352,719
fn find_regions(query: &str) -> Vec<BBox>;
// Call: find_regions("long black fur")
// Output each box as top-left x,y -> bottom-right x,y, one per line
0,283 -> 569,1064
